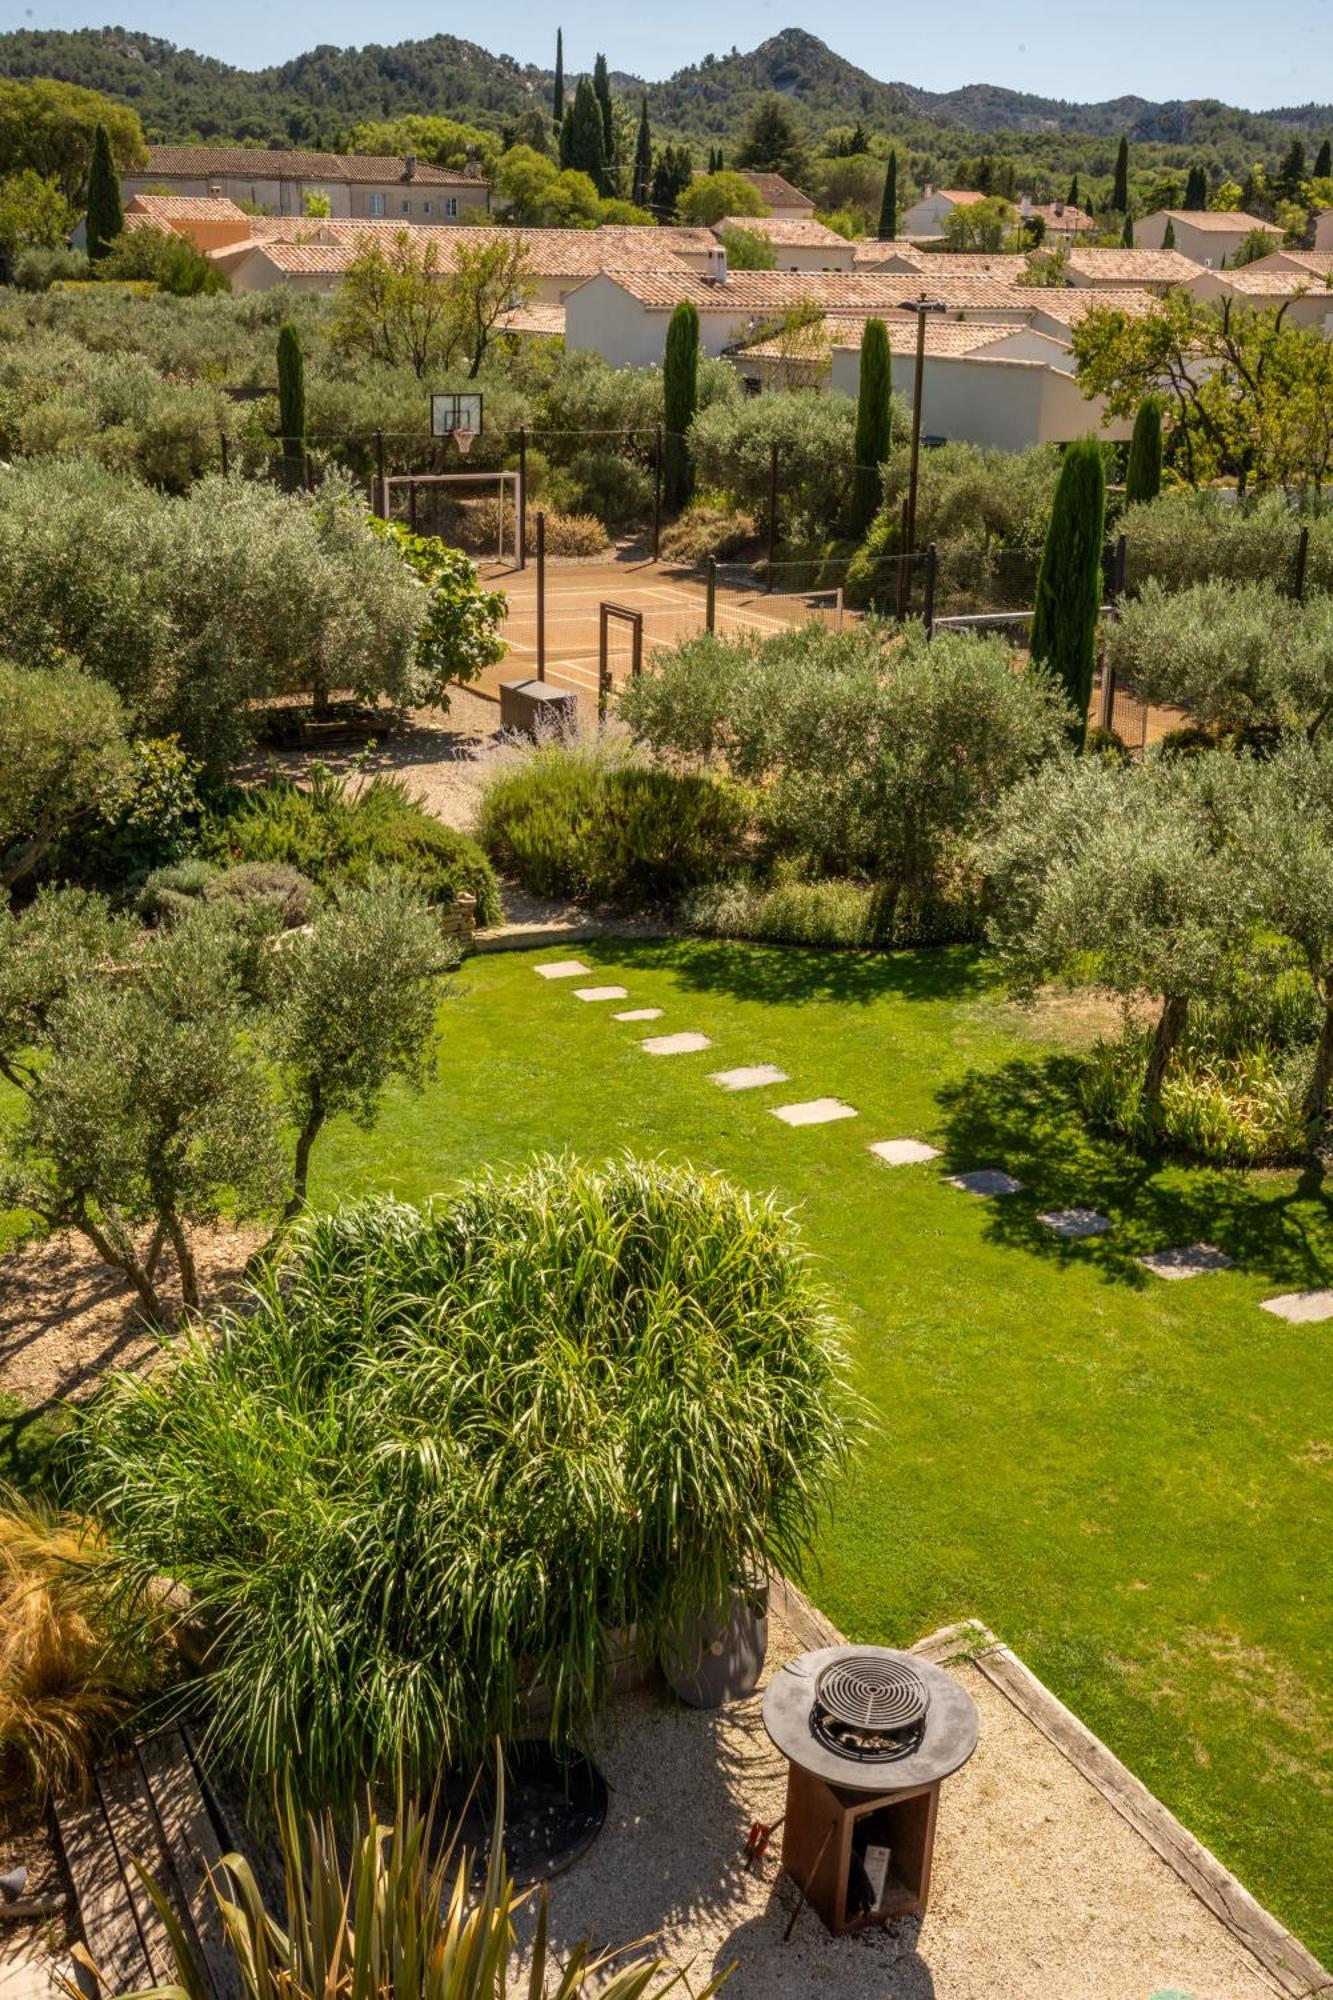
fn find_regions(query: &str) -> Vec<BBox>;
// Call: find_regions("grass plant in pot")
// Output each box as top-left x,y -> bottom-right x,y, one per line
83,1154 -> 852,1820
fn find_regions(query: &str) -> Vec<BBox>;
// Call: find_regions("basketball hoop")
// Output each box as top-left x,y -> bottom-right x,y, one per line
452,427 -> 477,457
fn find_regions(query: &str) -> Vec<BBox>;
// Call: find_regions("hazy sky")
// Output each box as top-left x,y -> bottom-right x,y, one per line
12,0 -> 1333,110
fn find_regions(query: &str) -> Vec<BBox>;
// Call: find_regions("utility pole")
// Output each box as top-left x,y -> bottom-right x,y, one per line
897,296 -> 947,563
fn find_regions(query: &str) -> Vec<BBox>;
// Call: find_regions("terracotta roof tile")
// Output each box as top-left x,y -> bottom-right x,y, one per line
1065,247 -> 1199,283
125,192 -> 249,222
736,171 -> 815,212
716,215 -> 851,248
1156,209 -> 1281,233
141,144 -> 487,188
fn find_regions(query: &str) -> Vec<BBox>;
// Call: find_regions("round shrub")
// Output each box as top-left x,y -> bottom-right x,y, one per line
659,502 -> 759,566
207,861 -> 321,929
545,451 -> 653,529
84,1155 -> 851,1801
136,856 -> 217,925
478,741 -> 751,905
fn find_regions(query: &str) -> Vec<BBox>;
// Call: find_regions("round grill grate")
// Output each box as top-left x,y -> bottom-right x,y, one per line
809,1654 -> 930,1761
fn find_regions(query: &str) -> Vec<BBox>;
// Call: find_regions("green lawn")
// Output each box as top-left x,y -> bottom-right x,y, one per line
312,938 -> 1332,1961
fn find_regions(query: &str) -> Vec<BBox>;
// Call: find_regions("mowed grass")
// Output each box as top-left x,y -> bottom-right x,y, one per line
310,937 -> 1333,1957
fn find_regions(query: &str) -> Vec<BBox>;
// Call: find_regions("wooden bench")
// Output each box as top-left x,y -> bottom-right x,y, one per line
55,1730 -> 244,2000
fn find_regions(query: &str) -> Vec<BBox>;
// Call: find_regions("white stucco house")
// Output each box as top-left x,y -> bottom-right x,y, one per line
1135,210 -> 1282,267
714,215 -> 855,273
900,187 -> 988,240
1317,210 -> 1333,252
1185,265 -> 1333,330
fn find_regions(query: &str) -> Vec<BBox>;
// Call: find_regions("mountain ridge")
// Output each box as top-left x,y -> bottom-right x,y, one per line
0,23 -> 1327,153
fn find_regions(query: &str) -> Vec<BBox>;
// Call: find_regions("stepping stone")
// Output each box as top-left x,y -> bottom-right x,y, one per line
573,985 -> 629,1002
1260,1289 -> 1333,1323
1038,1208 -> 1112,1239
1138,1242 -> 1235,1281
709,1065 -> 790,1092
615,1007 -> 663,1022
534,960 -> 591,980
948,1169 -> 1024,1198
641,1032 -> 712,1056
869,1139 -> 941,1167
771,1098 -> 858,1128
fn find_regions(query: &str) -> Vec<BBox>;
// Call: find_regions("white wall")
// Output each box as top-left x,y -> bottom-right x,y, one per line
1317,211 -> 1333,252
900,193 -> 953,239
563,276 -> 671,367
828,345 -> 1130,450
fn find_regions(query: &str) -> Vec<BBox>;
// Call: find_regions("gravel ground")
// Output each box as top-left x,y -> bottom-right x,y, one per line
524,1603 -> 1281,2000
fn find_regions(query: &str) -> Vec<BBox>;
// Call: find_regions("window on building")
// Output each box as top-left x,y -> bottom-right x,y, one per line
368,193 -> 385,217
444,196 -> 458,218
423,200 -> 432,214
401,198 -> 411,213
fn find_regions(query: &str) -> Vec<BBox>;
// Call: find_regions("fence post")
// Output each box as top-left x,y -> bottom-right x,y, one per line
895,494 -> 911,622
1114,531 -> 1128,601
706,556 -> 717,634
923,542 -> 938,637
374,429 -> 387,517
653,425 -> 662,562
303,453 -> 314,494
409,479 -> 418,536
766,441 -> 779,593
598,604 -> 610,725
1295,524 -> 1310,602
517,427 -> 528,572
536,510 -> 546,683
219,432 -> 230,478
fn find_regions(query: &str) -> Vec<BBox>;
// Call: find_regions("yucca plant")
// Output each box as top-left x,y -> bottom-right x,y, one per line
84,1156 -> 852,1805
116,1765 -> 724,2000
0,1493 -> 173,1800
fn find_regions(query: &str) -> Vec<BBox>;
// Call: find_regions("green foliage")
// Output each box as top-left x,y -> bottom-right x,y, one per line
552,25 -> 563,125
0,169 -> 70,257
207,768 -> 502,925
682,869 -> 977,948
620,622 -> 1070,931
689,388 -> 857,537
368,520 -> 508,703
1029,437 -> 1106,750
850,318 -> 890,536
12,244 -> 88,289
0,78 -> 145,204
0,660 -> 132,891
717,222 -> 776,268
0,461 -> 426,776
592,53 -> 614,165
1080,1032 -> 1306,1164
478,738 -> 749,905
1122,492 -> 1333,594
658,499 -> 757,563
58,736 -> 202,893
942,195 -> 1016,250
1113,133 -> 1130,212
124,1767 -> 725,2000
1124,393 -> 1164,505
138,860 -> 321,931
84,1154 -> 850,1797
333,229 -> 535,379
560,77 -> 607,193
276,320 -> 305,465
878,149 -> 898,238
97,225 -> 226,296
544,450 -> 654,527
84,122 -> 121,263
734,92 -> 809,183
677,170 -> 767,225
662,300 -> 699,513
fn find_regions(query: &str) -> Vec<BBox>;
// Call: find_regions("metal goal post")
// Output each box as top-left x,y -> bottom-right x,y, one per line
376,469 -> 523,565
597,601 -> 645,723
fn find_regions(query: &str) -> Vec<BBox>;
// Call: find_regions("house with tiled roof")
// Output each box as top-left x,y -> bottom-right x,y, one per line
1064,245 -> 1200,289
735,171 -> 815,217
123,145 -> 490,222
124,192 -> 252,252
1185,262 -> 1333,330
714,214 -> 854,272
900,187 -> 989,239
1136,210 -> 1282,267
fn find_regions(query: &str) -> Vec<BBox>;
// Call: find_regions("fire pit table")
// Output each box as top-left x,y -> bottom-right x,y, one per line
762,1645 -> 979,1935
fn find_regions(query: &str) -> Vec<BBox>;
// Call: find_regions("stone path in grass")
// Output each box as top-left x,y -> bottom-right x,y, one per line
530,959 -> 1327,1315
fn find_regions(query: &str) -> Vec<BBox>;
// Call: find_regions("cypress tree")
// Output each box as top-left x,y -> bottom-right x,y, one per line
1162,216 -> 1176,249
1112,133 -> 1129,213
633,97 -> 653,210
1030,437 -> 1106,752
1183,163 -> 1207,210
849,318 -> 891,536
592,53 -> 614,168
877,149 -> 898,239
85,121 -> 123,263
662,300 -> 699,513
1316,138 -> 1332,180
1124,394 -> 1164,506
564,76 -> 607,193
1121,209 -> 1135,248
553,29 -> 564,126
1067,173 -> 1079,210
277,321 -> 306,486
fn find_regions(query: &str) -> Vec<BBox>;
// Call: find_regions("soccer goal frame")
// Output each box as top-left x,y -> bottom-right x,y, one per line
377,469 -> 523,566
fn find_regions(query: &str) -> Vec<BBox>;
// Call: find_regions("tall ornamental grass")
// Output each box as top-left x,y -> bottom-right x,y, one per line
84,1156 -> 851,1804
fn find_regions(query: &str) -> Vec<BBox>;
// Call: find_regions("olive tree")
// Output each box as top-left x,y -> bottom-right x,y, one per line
0,883 -> 451,1325
1106,579 -> 1333,744
987,756 -> 1248,1131
621,622 -> 1071,934
0,661 -> 132,890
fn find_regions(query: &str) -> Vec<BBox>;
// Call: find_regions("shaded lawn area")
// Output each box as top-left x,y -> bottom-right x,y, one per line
311,937 -> 1333,1960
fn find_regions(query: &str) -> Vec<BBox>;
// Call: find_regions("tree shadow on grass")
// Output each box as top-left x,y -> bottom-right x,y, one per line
935,1052 -> 1333,1291
609,937 -> 993,1010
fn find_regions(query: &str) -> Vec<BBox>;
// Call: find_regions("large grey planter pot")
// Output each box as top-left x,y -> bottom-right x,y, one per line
662,1581 -> 769,1709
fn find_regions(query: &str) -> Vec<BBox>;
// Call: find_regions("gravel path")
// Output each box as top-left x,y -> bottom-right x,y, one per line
524,1602 -> 1282,2000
